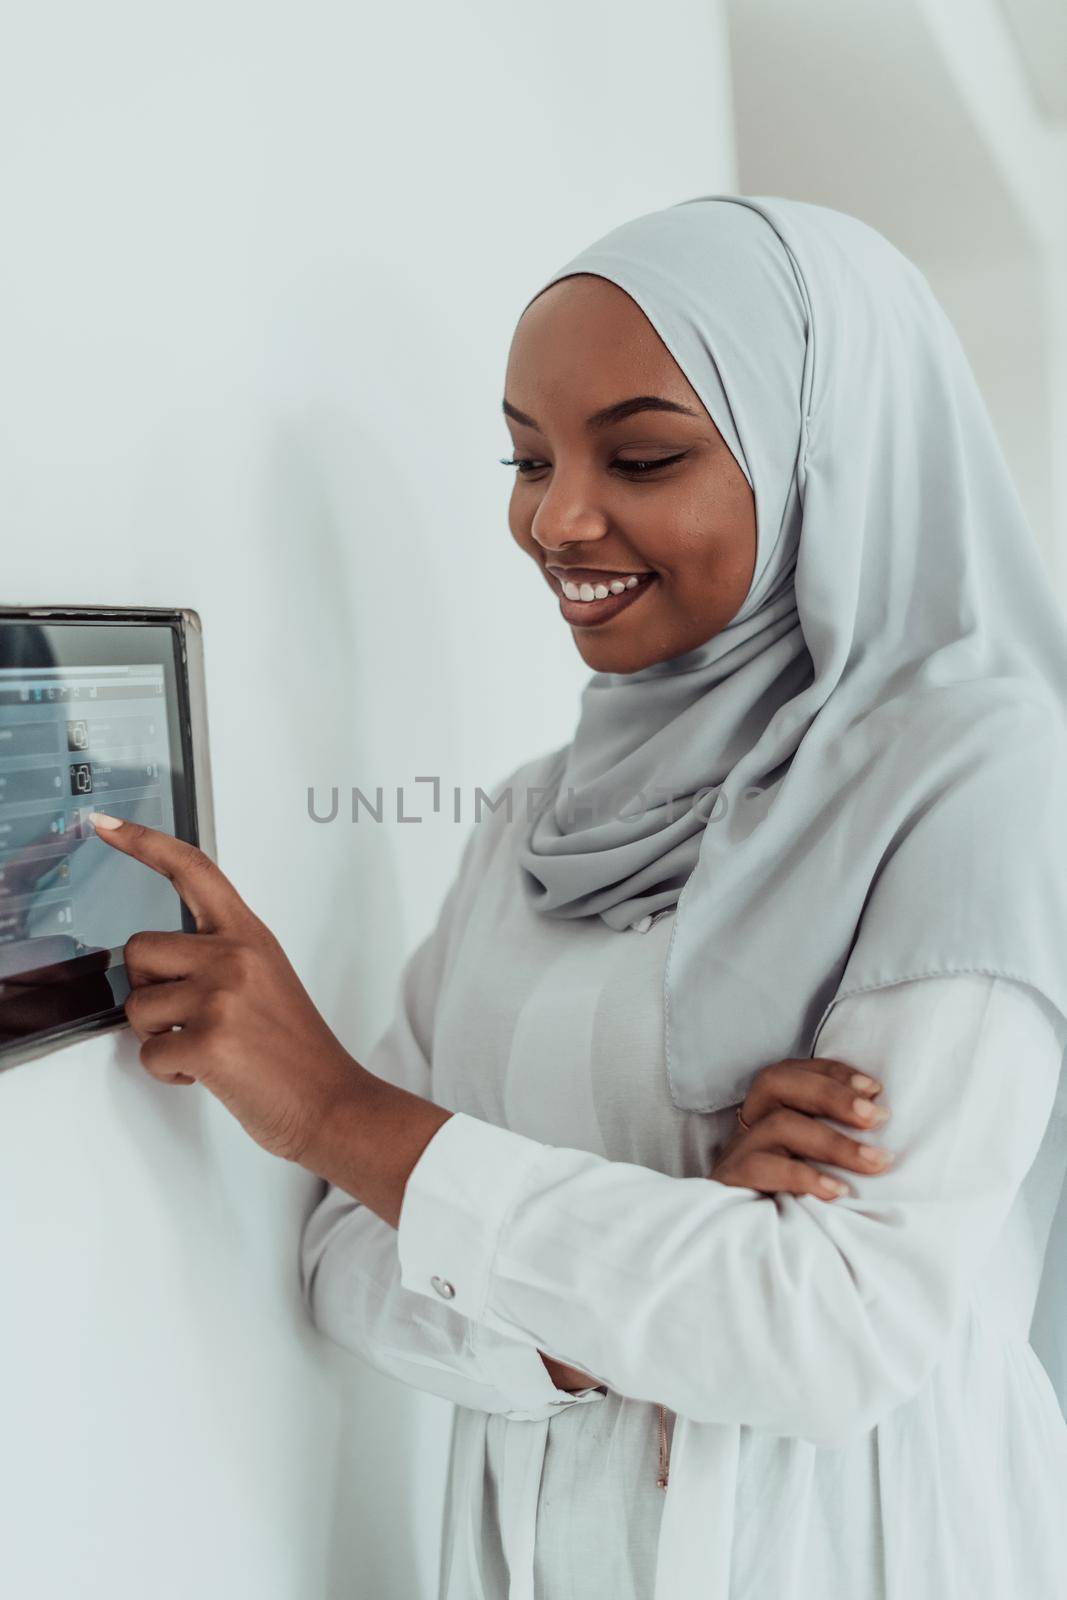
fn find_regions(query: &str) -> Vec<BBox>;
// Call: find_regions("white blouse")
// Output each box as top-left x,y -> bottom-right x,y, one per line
300,750 -> 1067,1600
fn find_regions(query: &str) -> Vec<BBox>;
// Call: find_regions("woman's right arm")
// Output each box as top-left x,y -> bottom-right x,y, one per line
299,823 -> 606,1421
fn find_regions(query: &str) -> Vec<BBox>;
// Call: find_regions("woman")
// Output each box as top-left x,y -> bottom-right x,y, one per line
90,195 -> 1067,1599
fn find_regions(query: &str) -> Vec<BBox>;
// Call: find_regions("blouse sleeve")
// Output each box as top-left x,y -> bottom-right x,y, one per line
394,972 -> 1066,1447
298,824 -> 606,1422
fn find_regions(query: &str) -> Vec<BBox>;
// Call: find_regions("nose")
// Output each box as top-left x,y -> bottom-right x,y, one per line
530,503 -> 608,556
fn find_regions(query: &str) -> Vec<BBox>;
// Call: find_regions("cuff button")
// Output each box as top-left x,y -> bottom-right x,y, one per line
430,1275 -> 456,1299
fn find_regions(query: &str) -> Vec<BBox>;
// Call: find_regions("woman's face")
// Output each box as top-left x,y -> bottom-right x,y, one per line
503,273 -> 757,674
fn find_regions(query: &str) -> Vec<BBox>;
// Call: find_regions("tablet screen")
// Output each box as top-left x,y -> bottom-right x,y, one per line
0,610 -> 211,1063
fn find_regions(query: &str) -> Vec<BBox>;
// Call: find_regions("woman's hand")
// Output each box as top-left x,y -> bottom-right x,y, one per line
89,812 -> 360,1165
711,1056 -> 893,1200
539,1351 -> 604,1393
540,1058 -> 895,1396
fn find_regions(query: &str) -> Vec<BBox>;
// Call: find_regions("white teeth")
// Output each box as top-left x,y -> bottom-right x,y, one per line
558,573 -> 649,602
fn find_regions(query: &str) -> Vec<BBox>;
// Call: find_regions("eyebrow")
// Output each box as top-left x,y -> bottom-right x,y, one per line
501,394 -> 702,433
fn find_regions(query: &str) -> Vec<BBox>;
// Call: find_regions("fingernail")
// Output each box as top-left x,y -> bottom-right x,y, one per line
853,1096 -> 875,1119
89,811 -> 123,831
819,1175 -> 848,1196
851,1074 -> 879,1092
859,1145 -> 893,1166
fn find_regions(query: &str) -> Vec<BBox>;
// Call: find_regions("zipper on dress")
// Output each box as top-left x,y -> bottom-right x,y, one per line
657,1404 -> 671,1489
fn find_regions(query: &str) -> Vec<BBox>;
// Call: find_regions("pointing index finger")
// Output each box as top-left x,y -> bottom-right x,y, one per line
89,812 -> 246,934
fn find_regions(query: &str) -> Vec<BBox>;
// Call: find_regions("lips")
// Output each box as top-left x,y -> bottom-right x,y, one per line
553,569 -> 659,627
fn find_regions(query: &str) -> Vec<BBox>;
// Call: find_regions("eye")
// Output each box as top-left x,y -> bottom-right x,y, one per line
498,451 -> 690,479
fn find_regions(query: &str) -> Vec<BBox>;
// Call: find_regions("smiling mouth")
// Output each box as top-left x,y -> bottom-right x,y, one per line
545,566 -> 659,627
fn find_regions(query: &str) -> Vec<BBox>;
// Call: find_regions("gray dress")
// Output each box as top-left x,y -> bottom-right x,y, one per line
302,749 -> 1067,1600
437,909 -> 682,1600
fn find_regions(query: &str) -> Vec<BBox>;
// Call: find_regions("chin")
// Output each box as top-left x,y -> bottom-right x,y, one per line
572,628 -> 675,675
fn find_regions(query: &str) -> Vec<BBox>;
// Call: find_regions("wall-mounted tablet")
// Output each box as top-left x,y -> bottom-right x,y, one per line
0,607 -> 214,1069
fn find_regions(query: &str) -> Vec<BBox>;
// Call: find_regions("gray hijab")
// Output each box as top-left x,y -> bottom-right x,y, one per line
515,195 -> 1067,1401
511,196 -> 1067,1113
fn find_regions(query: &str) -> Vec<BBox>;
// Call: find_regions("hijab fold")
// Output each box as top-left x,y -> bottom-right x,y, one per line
514,194 -> 1067,1413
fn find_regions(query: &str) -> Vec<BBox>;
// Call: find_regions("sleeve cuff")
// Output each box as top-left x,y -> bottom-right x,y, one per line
397,1110 -> 608,1408
398,1110 -> 552,1320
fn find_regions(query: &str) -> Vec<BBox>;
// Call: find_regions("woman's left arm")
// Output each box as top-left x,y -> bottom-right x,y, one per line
385,971 -> 1066,1449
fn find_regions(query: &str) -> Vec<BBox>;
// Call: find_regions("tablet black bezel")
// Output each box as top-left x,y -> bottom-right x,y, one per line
0,606 -> 213,1070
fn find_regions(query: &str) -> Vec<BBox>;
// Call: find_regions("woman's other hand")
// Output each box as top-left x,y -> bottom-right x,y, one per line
539,1053 -> 897,1394
539,1351 -> 604,1392
711,1057 -> 894,1201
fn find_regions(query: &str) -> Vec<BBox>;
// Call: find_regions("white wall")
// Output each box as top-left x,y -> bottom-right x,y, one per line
728,0 -> 1067,584
0,4 -> 737,1596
